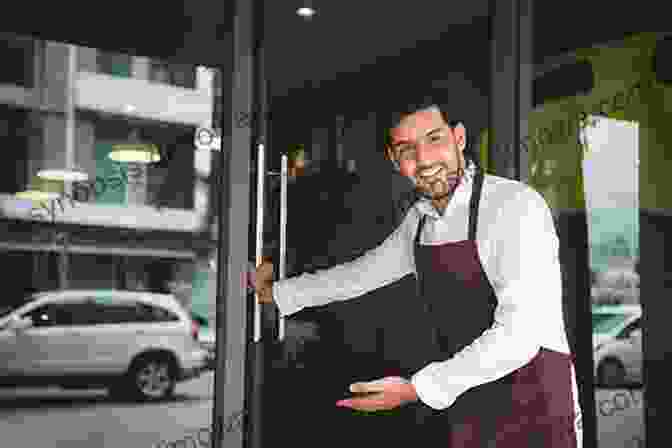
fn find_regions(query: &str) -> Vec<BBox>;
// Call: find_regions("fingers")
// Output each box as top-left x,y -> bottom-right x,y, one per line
257,261 -> 274,283
349,377 -> 407,393
349,382 -> 384,394
336,393 -> 388,411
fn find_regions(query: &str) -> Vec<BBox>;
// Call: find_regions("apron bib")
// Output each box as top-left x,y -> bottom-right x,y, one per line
386,168 -> 578,448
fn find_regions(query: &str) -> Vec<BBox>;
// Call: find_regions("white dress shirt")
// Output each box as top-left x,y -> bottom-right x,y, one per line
272,166 -> 572,411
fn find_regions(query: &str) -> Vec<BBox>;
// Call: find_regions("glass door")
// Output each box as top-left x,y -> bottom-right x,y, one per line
0,33 -> 222,448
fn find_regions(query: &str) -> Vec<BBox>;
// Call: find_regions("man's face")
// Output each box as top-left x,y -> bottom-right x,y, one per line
386,106 -> 467,209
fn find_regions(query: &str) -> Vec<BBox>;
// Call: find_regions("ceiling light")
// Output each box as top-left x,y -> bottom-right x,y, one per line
109,143 -> 160,163
109,129 -> 161,163
15,190 -> 61,202
15,176 -> 64,202
297,6 -> 316,18
37,167 -> 89,183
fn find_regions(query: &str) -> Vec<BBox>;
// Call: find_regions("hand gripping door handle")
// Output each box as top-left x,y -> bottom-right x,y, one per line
253,145 -> 288,343
253,142 -> 265,343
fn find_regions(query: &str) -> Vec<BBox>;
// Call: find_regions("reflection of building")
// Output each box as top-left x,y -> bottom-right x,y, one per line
0,34 -> 218,313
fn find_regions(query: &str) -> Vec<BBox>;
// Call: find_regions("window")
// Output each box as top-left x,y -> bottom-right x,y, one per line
97,51 -> 132,77
138,302 -> 180,322
149,60 -> 196,89
91,297 -> 179,324
22,303 -> 62,327
22,301 -> 98,327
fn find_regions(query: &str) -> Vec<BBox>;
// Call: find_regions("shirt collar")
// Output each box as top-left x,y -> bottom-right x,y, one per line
414,160 -> 477,219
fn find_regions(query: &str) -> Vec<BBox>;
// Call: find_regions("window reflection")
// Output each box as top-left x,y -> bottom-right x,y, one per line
0,34 -> 219,448
525,32 -> 660,448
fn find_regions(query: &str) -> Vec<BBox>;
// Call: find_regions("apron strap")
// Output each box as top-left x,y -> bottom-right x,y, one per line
414,213 -> 428,297
413,167 -> 486,245
468,167 -> 485,242
413,167 -> 485,295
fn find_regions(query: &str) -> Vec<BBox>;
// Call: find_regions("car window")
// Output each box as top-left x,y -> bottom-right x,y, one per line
92,298 -> 144,324
21,304 -> 60,327
21,301 -> 96,327
0,294 -> 41,319
138,302 -> 180,322
91,297 -> 179,324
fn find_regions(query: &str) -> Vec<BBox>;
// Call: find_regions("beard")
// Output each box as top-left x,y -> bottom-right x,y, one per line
414,163 -> 464,201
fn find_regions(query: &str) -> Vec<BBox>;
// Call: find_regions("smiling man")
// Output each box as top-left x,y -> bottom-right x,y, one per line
252,89 -> 583,447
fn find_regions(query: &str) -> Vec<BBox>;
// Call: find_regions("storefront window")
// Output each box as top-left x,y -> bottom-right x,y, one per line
0,35 -> 220,448
522,32 -> 664,448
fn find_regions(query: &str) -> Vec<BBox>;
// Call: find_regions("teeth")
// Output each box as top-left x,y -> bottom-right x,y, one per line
420,166 -> 441,178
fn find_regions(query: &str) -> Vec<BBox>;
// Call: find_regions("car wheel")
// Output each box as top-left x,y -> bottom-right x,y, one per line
597,358 -> 627,387
126,354 -> 178,401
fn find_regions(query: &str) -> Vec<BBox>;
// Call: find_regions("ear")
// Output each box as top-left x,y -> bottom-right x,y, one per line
453,123 -> 467,153
385,145 -> 400,171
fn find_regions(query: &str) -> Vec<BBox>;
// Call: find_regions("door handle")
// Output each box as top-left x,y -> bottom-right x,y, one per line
278,154 -> 288,341
253,147 -> 288,343
253,142 -> 265,343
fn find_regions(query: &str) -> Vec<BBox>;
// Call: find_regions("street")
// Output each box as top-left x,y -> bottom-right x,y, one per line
0,372 -> 215,448
0,370 -> 646,448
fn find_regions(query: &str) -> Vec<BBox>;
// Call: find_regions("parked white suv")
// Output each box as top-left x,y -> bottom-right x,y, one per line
0,289 -> 209,401
593,304 -> 642,387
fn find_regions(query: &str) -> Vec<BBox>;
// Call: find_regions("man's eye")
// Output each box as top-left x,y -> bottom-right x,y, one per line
430,134 -> 444,142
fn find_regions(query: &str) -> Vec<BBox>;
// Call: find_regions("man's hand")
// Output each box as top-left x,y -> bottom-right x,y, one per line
248,260 -> 274,304
336,376 -> 418,412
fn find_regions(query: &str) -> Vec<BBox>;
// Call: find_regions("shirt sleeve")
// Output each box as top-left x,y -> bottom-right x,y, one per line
411,187 -> 561,410
272,209 -> 417,317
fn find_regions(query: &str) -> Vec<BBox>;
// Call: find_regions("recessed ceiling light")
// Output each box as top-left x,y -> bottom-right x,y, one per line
297,7 -> 316,18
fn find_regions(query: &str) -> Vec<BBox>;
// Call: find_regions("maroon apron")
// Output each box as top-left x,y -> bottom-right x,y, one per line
404,168 -> 578,448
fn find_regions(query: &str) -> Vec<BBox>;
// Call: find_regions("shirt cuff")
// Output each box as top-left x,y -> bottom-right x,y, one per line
410,365 -> 457,411
272,281 -> 302,317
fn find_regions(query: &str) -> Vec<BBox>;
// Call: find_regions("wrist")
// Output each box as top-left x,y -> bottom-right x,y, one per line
403,379 -> 419,403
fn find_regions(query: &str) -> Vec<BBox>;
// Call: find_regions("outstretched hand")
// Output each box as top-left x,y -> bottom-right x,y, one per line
336,376 -> 418,412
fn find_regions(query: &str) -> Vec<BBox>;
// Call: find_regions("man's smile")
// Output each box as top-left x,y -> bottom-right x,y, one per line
419,165 -> 443,179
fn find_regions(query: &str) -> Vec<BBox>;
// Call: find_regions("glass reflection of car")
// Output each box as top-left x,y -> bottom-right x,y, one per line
0,290 -> 210,401
592,305 -> 642,387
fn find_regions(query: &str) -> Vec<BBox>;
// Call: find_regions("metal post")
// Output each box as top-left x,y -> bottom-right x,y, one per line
518,0 -> 533,184
65,44 -> 76,198
488,0 -> 520,180
211,0 -> 255,448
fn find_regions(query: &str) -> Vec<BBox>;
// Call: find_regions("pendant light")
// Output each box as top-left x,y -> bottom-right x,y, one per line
15,175 -> 64,202
37,44 -> 90,183
108,128 -> 160,163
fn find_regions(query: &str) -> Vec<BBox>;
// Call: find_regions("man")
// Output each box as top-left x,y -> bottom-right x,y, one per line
252,90 -> 583,447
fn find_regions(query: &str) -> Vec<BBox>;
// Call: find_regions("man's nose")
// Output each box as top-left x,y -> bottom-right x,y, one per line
415,140 -> 435,164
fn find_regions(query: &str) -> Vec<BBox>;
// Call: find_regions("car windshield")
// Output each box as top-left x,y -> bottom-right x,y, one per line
592,313 -> 630,334
0,294 -> 41,320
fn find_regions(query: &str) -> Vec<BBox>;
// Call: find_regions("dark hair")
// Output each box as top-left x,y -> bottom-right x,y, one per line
382,87 -> 479,165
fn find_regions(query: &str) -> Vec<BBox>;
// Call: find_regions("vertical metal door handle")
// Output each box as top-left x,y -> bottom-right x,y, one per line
278,154 -> 288,341
253,142 -> 265,343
